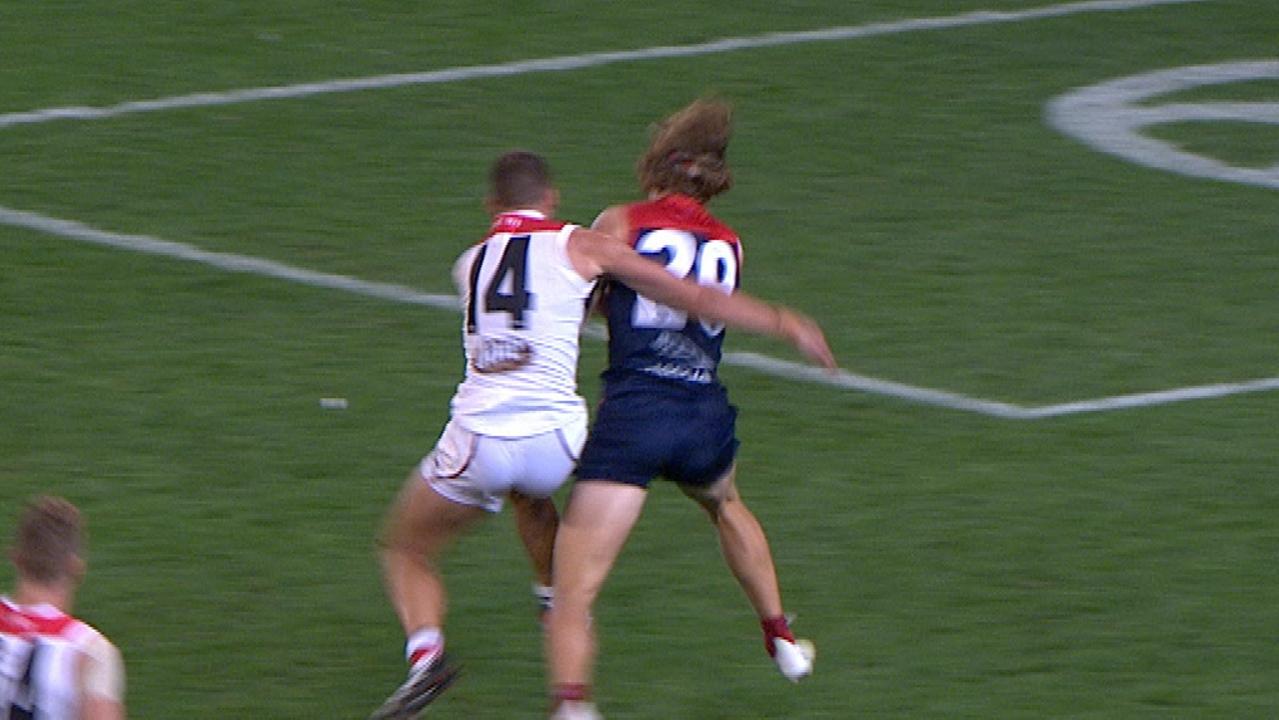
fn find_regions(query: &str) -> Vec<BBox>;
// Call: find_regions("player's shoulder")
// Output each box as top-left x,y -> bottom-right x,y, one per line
0,599 -> 103,645
590,205 -> 630,237
627,195 -> 739,244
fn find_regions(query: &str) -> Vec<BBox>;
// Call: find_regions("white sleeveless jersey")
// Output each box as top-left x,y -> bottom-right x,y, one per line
448,210 -> 596,437
0,598 -> 120,720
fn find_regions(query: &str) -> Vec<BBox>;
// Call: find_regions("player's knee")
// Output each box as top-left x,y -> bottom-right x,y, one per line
681,479 -> 736,514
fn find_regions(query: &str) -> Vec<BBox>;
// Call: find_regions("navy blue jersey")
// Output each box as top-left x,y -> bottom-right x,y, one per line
600,194 -> 743,388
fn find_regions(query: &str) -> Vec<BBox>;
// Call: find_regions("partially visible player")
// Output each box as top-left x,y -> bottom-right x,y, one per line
369,151 -> 833,720
1,496 -> 126,720
545,99 -> 821,720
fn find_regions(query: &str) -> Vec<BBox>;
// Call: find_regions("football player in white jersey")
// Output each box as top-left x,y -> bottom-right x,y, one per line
1,496 -> 125,720
369,151 -> 834,720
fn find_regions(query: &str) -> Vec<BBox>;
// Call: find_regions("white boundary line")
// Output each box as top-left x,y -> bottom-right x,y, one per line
5,0 -> 1272,419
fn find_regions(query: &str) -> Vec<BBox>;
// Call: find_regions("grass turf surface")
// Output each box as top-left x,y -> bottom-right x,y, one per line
2,1 -> 1277,717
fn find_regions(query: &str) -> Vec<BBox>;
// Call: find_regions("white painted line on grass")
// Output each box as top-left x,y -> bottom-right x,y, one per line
1047,60 -> 1279,191
6,0 -> 1266,419
0,206 -> 458,311
723,352 -> 1031,419
1020,376 -> 1279,418
0,0 -> 1207,130
6,203 -> 1275,419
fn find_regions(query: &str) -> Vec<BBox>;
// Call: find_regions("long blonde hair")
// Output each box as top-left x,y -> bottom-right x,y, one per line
636,98 -> 733,203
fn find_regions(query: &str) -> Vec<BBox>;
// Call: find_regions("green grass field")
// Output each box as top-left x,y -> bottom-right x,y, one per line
2,1 -> 1277,717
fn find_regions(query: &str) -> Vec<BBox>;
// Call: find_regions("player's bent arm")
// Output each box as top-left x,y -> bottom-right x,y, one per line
79,633 -> 126,720
570,228 -> 837,369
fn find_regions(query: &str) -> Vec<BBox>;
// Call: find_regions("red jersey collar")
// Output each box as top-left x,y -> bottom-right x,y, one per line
490,209 -> 566,234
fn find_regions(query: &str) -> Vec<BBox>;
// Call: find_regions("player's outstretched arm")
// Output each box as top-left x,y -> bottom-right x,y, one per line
568,226 -> 837,370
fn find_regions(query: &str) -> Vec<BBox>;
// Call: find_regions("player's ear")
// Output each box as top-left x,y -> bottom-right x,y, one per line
545,187 -> 560,213
67,552 -> 87,584
484,194 -> 500,215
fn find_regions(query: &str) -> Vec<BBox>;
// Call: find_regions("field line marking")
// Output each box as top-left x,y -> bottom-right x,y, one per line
1021,377 -> 1279,418
5,203 -> 1275,419
721,352 -> 1031,418
0,206 -> 459,311
0,0 -> 1208,130
6,0 -> 1263,419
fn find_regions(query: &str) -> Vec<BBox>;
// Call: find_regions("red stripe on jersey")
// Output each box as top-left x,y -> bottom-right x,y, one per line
0,602 -> 79,637
489,212 -> 568,236
624,194 -> 741,254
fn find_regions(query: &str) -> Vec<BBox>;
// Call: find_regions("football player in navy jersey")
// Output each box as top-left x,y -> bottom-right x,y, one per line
546,100 -> 823,720
370,151 -> 834,720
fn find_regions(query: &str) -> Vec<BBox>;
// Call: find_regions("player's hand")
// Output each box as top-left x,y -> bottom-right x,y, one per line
778,309 -> 838,371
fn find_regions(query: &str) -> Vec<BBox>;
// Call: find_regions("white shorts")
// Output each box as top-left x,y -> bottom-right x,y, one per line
421,416 -> 587,513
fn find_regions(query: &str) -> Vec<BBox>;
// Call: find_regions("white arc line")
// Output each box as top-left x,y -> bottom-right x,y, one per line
0,0 -> 1207,129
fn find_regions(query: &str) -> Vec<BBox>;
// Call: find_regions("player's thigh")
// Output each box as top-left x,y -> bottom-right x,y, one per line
385,465 -> 488,553
553,480 -> 648,601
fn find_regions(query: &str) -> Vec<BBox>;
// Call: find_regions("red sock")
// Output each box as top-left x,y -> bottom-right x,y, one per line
761,615 -> 795,657
552,682 -> 590,705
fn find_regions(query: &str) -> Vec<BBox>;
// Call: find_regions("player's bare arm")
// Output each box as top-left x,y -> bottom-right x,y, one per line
79,634 -> 126,720
566,224 -> 837,370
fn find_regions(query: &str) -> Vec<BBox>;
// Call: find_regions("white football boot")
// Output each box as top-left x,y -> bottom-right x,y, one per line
772,637 -> 816,682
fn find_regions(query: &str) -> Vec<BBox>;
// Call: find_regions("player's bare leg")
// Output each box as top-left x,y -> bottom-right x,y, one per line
381,468 -> 487,635
510,489 -> 559,614
545,481 -> 647,716
680,465 -> 783,618
681,465 -> 814,682
371,469 -> 483,719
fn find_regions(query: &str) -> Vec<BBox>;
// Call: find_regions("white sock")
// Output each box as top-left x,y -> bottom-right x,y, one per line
406,627 -> 443,668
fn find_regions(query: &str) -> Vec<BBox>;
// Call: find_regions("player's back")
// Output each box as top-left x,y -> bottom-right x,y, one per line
601,193 -> 742,390
0,597 -> 106,720
449,210 -> 596,437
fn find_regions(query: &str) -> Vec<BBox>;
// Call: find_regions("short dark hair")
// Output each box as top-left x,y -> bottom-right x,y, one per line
489,151 -> 553,208
12,496 -> 83,583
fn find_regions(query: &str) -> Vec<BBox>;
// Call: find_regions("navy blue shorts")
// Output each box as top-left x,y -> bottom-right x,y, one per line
576,377 -> 739,488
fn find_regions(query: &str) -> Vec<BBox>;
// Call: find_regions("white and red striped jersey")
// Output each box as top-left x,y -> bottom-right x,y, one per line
448,210 -> 596,437
0,597 -> 123,720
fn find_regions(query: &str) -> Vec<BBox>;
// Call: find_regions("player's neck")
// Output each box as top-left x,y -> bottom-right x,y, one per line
649,190 -> 701,205
13,579 -> 74,613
